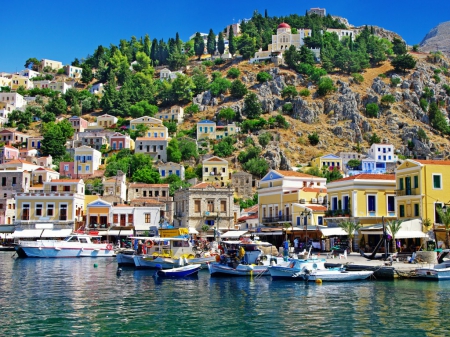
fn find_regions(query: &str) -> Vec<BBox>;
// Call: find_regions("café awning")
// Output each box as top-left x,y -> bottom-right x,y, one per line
12,229 -> 44,238
107,230 -> 133,236
221,230 -> 248,238
320,227 -> 351,237
41,229 -> 72,238
360,219 -> 429,239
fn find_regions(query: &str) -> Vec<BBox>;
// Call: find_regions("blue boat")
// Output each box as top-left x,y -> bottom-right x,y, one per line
155,264 -> 201,278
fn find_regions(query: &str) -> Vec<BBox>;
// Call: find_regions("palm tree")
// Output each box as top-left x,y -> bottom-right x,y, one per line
338,220 -> 361,253
283,222 -> 291,242
387,220 -> 403,253
201,225 -> 210,238
437,208 -> 450,248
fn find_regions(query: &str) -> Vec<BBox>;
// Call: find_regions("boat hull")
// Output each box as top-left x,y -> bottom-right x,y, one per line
116,252 -> 136,266
15,245 -> 114,258
208,262 -> 270,277
306,270 -> 374,281
415,267 -> 450,280
156,264 -> 201,278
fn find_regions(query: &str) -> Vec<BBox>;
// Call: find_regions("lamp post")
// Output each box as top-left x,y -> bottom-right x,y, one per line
301,210 -> 311,248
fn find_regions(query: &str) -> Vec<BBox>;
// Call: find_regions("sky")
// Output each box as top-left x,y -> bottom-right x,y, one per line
1,0 -> 450,73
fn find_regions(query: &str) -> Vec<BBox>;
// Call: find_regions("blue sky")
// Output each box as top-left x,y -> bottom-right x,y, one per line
1,0 -> 449,72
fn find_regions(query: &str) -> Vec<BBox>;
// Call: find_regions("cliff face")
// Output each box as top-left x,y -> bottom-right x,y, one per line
420,21 -> 450,56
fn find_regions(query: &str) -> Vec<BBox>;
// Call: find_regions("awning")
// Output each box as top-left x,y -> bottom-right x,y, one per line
0,225 -> 15,233
12,229 -> 44,238
1,233 -> 14,239
107,230 -> 133,236
188,227 -> 199,234
394,231 -> 429,239
320,227 -> 351,236
360,219 -> 428,239
221,230 -> 248,238
41,229 -> 72,238
257,231 -> 283,236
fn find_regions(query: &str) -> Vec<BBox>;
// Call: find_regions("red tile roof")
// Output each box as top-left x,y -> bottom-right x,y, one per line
414,160 -> 450,165
50,179 -> 81,183
237,214 -> 259,222
302,187 -> 326,192
275,170 -> 317,178
243,204 -> 259,213
331,174 -> 395,183
306,205 -> 327,211
136,137 -> 168,141
129,183 -> 169,188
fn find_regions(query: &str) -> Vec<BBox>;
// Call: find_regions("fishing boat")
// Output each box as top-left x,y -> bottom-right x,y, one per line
207,240 -> 285,277
415,250 -> 450,281
269,258 -> 327,279
133,237 -> 217,269
15,234 -> 115,258
155,264 -> 201,278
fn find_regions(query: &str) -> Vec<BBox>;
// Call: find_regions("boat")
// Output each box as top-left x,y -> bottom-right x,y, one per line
15,234 -> 115,258
270,258 -> 373,281
415,250 -> 450,281
207,240 -> 286,277
133,237 -> 217,269
0,244 -> 15,252
155,264 -> 201,278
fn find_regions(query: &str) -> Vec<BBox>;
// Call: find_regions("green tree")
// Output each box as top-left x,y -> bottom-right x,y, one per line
41,122 -> 70,159
392,37 -> 407,55
179,139 -> 199,160
210,77 -> 231,97
206,29 -> 216,55
228,25 -> 236,56
369,133 -> 381,145
213,136 -> 235,157
129,101 -> 158,118
163,121 -> 177,135
217,32 -> 225,56
317,77 -> 336,96
347,159 -> 361,169
258,133 -> 272,148
281,85 -> 298,100
132,167 -> 161,184
194,32 -> 205,60
243,92 -> 262,119
381,94 -> 396,106
256,71 -> 272,83
308,132 -> 320,145
366,103 -> 379,118
218,107 -> 236,123
237,34 -> 257,60
338,220 -> 361,253
191,66 -> 210,95
275,114 -> 289,129
46,97 -> 67,116
162,174 -> 191,196
230,79 -> 248,98
41,112 -> 56,123
284,45 -> 301,69
167,138 -> 182,163
167,50 -> 188,71
80,63 -> 94,84
170,74 -> 196,102
391,54 -> 416,72
242,158 -> 269,177
24,57 -> 40,71
299,45 -> 315,65
227,67 -> 240,79
185,104 -> 199,115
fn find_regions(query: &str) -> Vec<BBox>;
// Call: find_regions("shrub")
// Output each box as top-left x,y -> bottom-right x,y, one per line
381,94 -> 396,105
308,132 -> 319,146
256,71 -> 272,83
258,132 -> 272,148
369,133 -> 381,145
412,44 -> 419,52
244,137 -> 255,146
434,69 -> 442,75
433,74 -> 441,83
390,77 -> 401,87
227,68 -> 240,79
366,103 -> 379,118
202,60 -> 213,67
281,85 -> 298,100
419,98 -> 428,112
378,74 -> 387,79
299,89 -> 310,97
352,73 -> 364,84
317,77 -> 336,96
443,84 -> 450,95
282,103 -> 293,113
214,58 -> 224,65
230,79 -> 247,98
185,104 -> 199,115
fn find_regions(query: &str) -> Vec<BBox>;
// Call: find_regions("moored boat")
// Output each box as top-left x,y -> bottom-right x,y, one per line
15,234 -> 115,258
155,264 -> 201,278
415,250 -> 450,281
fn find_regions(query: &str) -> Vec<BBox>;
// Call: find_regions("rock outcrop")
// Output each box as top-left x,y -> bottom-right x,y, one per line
420,21 -> 450,57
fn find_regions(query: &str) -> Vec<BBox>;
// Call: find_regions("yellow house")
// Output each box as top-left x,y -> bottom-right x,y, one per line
258,170 -> 327,227
311,154 -> 343,171
395,159 -> 450,244
11,74 -> 33,90
202,156 -> 230,186
86,199 -> 112,230
96,114 -> 118,128
15,179 -> 85,227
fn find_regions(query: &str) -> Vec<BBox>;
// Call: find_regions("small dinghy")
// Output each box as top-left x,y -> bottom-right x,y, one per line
155,263 -> 201,278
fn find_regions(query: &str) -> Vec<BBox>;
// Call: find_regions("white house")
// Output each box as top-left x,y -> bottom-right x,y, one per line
160,68 -> 183,81
19,69 -> 40,79
64,65 -> 83,78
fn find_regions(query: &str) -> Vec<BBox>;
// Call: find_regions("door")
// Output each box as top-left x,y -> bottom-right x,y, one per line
405,177 -> 411,195
120,214 -> 126,226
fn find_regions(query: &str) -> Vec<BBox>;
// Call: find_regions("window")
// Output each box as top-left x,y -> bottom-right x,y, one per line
22,204 -> 30,220
36,204 -> 43,216
85,165 -> 90,172
64,165 -> 69,171
343,196 -> 349,211
162,191 -> 166,197
220,200 -> 227,212
47,204 -> 54,216
128,214 -> 133,223
63,186 -> 70,192
435,203 -> 443,223
60,204 -> 68,220
331,197 -> 338,210
414,204 -> 420,217
318,216 -> 323,225
207,200 -> 214,212
399,205 -> 405,217
399,178 -> 404,190
194,200 -> 201,213
387,196 -> 395,212
78,165 -> 82,172
1,177 -> 6,186
413,176 -> 419,188
433,174 -> 442,189
12,177 -> 16,185
145,213 -> 151,223
51,186 -> 57,192
368,195 -> 376,212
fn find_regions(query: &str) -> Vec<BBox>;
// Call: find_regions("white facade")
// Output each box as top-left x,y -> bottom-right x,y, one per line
156,105 -> 184,124
157,162 -> 185,180
19,69 -> 40,79
39,59 -> 63,72
64,65 -> 83,78
49,81 -> 72,94
160,68 -> 183,81
0,92 -> 26,110
89,83 -> 104,95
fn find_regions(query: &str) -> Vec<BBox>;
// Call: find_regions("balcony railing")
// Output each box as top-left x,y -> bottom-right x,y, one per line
262,215 -> 292,223
396,188 -> 419,196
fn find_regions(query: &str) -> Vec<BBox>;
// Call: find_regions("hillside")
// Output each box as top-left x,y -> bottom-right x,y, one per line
420,21 -> 450,57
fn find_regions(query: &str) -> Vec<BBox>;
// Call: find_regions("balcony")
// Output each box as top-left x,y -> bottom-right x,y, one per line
262,215 -> 292,224
396,188 -> 420,196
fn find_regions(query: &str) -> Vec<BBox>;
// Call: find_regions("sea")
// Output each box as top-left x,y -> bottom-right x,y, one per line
0,252 -> 448,337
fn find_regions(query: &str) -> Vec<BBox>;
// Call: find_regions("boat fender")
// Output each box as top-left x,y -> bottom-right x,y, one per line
116,268 -> 122,276
146,240 -> 154,249
315,279 -> 322,284
312,263 -> 318,270
106,244 -> 113,250
215,255 -> 221,262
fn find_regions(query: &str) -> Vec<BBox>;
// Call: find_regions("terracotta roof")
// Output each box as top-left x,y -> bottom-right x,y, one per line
50,179 -> 81,183
302,187 -> 327,192
131,198 -> 165,205
191,182 -> 212,188
244,204 -> 259,213
113,204 -> 131,207
136,137 -> 168,141
275,170 -> 316,178
129,183 -> 169,188
3,145 -> 19,150
278,22 -> 291,29
414,160 -> 450,165
237,214 -> 259,222
306,205 -> 327,211
3,159 -> 37,165
205,156 -> 226,162
331,174 -> 395,183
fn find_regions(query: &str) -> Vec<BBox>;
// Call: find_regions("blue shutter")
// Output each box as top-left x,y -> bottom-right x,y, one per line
161,170 -> 165,177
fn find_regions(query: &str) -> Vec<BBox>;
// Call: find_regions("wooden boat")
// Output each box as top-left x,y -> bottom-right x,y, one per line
155,264 -> 201,278
415,250 -> 450,281
15,234 -> 115,258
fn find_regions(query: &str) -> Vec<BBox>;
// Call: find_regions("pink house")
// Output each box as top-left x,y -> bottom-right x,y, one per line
68,116 -> 88,133
110,132 -> 133,151
59,162 -> 75,178
0,145 -> 19,164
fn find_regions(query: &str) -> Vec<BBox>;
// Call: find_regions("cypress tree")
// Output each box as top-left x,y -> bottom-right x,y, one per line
194,32 -> 205,60
229,26 -> 236,56
218,32 -> 225,56
150,38 -> 158,63
206,29 -> 216,55
143,34 -> 151,57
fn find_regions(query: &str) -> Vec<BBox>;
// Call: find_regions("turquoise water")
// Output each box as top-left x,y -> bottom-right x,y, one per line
1,252 -> 449,337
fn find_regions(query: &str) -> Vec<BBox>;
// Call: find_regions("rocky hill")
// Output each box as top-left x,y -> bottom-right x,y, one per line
420,21 -> 450,56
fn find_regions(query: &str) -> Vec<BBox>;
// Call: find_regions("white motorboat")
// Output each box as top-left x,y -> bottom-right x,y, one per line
270,258 -> 373,281
207,240 -> 286,277
15,234 -> 115,258
415,250 -> 450,281
133,237 -> 217,269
